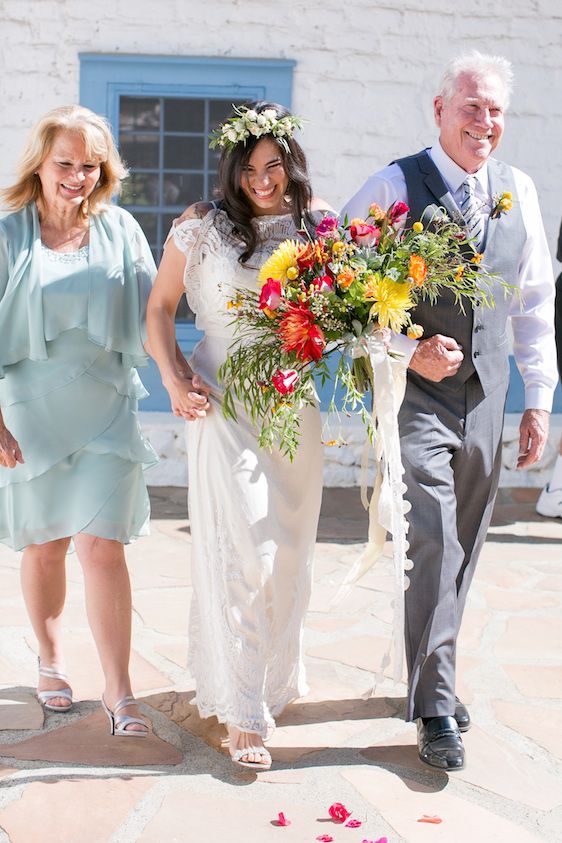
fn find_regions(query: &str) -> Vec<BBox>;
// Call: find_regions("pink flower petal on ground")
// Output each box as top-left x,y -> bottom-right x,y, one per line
328,802 -> 352,823
345,818 -> 362,827
275,812 -> 291,826
417,815 -> 443,824
362,839 -> 388,843
316,836 -> 334,842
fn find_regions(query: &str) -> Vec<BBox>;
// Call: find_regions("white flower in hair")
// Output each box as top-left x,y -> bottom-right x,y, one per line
209,104 -> 304,153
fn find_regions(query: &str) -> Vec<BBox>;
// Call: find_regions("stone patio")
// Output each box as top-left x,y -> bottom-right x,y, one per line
0,487 -> 561,843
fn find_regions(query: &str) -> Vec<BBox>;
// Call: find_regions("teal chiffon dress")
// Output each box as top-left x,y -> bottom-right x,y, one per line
0,203 -> 158,550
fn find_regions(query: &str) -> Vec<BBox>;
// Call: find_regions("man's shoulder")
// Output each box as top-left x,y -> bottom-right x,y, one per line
489,158 -> 537,197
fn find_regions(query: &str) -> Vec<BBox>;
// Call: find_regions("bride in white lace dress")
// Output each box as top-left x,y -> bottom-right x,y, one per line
147,103 -> 328,770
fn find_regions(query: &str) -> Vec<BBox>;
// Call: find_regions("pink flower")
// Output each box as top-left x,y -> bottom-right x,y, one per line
362,839 -> 387,843
328,802 -> 352,823
349,222 -> 380,247
388,200 -> 410,222
310,274 -> 334,293
259,277 -> 283,312
345,818 -> 362,828
271,369 -> 299,395
316,215 -> 340,238
316,837 -> 334,842
275,812 -> 291,826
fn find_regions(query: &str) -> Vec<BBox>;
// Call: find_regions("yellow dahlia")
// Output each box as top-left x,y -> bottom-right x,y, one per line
364,276 -> 415,333
258,239 -> 300,284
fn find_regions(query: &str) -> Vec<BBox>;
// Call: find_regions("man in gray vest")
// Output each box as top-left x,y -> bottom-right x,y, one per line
342,51 -> 557,771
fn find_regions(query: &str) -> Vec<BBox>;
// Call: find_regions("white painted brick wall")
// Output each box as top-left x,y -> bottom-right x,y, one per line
140,411 -> 562,489
1,0 -> 561,247
1,0 -> 561,487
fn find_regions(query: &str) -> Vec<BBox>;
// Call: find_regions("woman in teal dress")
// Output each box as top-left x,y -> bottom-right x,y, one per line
0,105 -> 158,735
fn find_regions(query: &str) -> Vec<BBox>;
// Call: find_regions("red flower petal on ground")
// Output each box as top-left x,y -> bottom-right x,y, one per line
275,812 -> 291,826
417,815 -> 443,824
316,836 -> 334,842
328,802 -> 352,823
362,838 -> 387,843
345,818 -> 362,827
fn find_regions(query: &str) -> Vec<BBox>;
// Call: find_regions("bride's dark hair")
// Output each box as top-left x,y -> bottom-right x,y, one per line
215,101 -> 314,263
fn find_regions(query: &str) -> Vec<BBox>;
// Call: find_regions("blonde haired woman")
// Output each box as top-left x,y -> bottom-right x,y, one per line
0,105 -> 158,735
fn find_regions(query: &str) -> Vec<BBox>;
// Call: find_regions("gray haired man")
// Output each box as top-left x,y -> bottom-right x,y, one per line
342,52 -> 557,770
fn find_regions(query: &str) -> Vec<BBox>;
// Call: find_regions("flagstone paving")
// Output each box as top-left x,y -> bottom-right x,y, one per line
0,486 -> 561,843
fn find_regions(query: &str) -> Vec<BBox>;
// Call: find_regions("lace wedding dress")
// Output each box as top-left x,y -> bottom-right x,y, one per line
172,209 -> 323,738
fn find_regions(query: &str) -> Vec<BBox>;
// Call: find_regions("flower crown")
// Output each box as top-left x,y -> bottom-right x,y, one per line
209,105 -> 303,154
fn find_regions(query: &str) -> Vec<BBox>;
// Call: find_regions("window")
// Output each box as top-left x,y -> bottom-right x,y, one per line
80,54 -> 295,409
118,95 -> 244,319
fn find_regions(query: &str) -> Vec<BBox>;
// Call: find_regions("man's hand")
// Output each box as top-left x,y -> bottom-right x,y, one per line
517,408 -> 550,468
408,334 -> 464,382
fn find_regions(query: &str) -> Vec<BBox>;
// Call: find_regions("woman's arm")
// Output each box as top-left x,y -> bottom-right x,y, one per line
147,238 -> 210,420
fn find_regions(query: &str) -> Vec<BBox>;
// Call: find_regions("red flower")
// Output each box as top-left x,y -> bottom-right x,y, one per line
388,200 -> 410,222
310,274 -> 334,293
316,837 -> 334,842
296,242 -> 316,270
349,222 -> 380,246
271,369 -> 299,395
259,278 -> 283,312
279,305 -> 326,362
315,215 -> 340,238
328,802 -> 352,823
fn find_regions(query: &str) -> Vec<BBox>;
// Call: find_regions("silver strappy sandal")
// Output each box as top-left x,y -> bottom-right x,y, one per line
37,663 -> 73,712
101,695 -> 149,738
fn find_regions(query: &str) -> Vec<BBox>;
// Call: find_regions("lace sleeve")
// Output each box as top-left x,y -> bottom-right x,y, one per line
170,218 -> 203,255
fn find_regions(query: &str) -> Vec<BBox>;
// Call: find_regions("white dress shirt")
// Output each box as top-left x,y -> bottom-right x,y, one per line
341,142 -> 558,411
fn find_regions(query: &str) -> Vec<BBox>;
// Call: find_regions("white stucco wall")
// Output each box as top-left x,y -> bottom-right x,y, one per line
1,0 -> 561,250
1,0 -> 561,487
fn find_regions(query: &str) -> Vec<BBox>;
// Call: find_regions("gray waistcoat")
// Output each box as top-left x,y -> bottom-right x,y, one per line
395,150 -> 527,393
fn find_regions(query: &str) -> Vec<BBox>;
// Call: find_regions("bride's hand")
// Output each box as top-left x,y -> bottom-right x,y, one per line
165,372 -> 211,421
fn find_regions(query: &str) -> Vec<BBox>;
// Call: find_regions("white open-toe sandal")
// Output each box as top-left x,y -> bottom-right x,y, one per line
37,663 -> 73,713
101,695 -> 149,738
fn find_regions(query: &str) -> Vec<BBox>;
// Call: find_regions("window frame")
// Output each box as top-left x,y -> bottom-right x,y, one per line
79,54 -> 295,410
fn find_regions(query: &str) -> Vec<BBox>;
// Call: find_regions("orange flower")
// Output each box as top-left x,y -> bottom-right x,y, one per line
336,268 -> 355,289
407,323 -> 424,339
471,252 -> 484,264
368,203 -> 386,221
278,304 -> 326,362
408,254 -> 427,287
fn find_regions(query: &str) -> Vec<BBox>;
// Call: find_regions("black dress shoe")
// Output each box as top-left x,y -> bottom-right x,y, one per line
454,697 -> 471,732
417,716 -> 465,771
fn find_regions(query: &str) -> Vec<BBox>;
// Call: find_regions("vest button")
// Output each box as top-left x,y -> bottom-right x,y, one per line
474,324 -> 483,332
473,351 -> 480,358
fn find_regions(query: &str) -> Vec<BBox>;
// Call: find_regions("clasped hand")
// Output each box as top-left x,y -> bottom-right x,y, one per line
0,426 -> 24,468
409,334 -> 464,382
166,373 -> 211,421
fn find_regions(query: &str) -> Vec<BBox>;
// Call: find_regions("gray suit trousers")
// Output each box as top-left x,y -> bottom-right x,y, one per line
399,371 -> 509,721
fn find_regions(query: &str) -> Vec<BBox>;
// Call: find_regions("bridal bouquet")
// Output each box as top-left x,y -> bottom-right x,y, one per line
218,201 -> 501,459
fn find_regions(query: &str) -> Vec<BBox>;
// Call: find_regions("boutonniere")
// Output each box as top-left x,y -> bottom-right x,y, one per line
490,191 -> 513,219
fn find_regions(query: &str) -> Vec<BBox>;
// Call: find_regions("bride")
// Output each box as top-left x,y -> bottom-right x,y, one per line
147,102 -> 329,770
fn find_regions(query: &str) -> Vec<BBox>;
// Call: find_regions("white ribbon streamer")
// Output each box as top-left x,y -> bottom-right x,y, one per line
331,330 -> 411,686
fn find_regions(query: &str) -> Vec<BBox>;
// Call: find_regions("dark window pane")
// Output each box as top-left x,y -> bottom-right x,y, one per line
131,211 -> 158,244
120,134 -> 159,169
164,135 -> 204,170
176,296 -> 194,322
208,147 -> 222,169
208,171 -> 220,199
163,172 -> 204,206
164,98 -> 205,132
209,99 -> 241,128
161,213 -> 178,239
121,172 -> 159,206
120,97 -> 160,131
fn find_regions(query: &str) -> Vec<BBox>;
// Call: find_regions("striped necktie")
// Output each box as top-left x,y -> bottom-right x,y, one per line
460,175 -> 485,251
